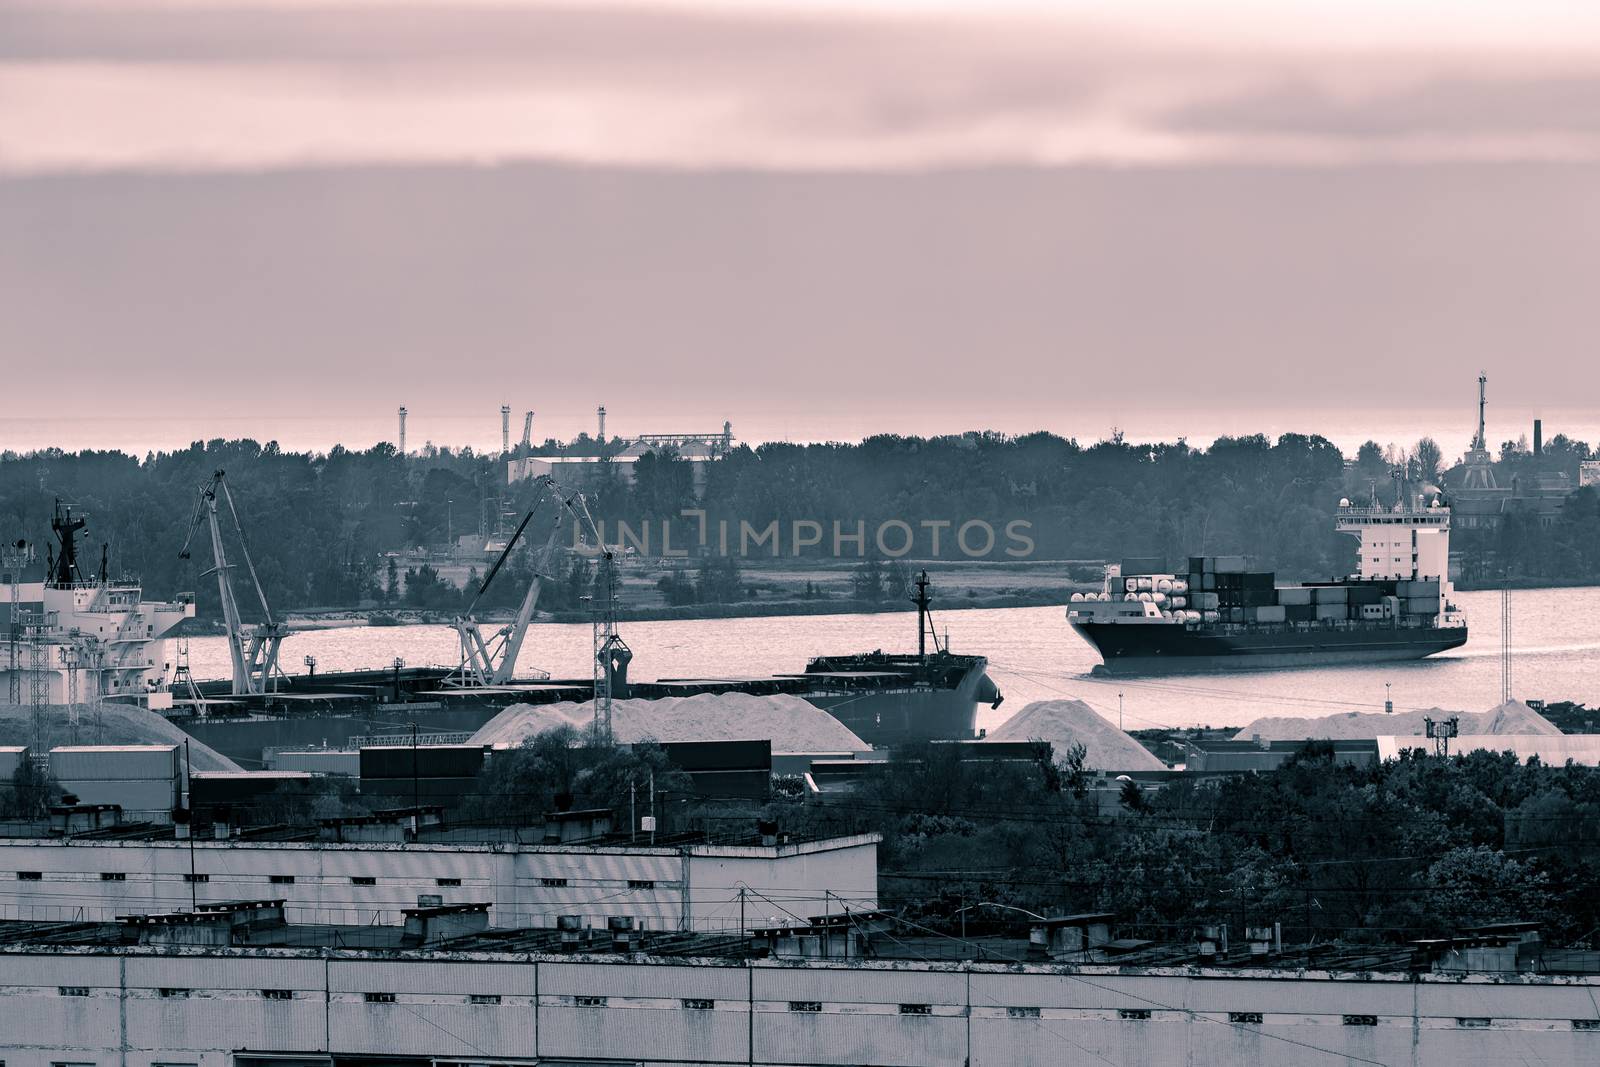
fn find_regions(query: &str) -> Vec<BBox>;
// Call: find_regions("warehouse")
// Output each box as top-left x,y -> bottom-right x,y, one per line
0,914 -> 1597,1067
0,829 -> 879,932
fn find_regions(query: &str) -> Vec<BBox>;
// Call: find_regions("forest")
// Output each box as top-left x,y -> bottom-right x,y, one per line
788,741 -> 1600,949
1,428 -> 1596,620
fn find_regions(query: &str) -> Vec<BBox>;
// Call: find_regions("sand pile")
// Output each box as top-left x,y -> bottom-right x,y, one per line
986,699 -> 1165,770
471,692 -> 871,751
1235,700 -> 1560,742
0,703 -> 240,771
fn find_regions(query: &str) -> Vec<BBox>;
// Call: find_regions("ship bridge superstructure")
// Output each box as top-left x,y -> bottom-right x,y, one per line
3,504 -> 194,710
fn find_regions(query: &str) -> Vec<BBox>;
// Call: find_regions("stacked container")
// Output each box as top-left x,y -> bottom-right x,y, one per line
49,744 -> 181,823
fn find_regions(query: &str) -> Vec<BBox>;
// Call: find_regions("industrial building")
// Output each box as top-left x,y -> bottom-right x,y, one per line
0,907 -> 1597,1067
0,829 -> 880,932
507,411 -> 735,496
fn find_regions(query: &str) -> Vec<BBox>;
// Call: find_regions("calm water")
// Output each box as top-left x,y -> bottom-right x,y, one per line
183,586 -> 1600,733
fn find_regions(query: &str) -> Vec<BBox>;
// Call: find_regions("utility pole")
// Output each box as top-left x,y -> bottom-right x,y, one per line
184,740 -> 197,909
410,720 -> 420,836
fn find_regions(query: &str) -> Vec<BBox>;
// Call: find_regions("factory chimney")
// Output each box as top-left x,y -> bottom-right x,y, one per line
1533,419 -> 1543,457
597,406 -> 607,444
398,406 -> 408,455
501,404 -> 511,455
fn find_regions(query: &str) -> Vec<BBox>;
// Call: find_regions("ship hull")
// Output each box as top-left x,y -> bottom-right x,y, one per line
1073,622 -> 1468,676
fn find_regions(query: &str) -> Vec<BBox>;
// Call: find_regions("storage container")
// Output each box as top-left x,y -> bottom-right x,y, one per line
49,745 -> 180,782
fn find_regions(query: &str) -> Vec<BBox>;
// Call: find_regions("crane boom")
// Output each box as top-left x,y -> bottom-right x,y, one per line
179,470 -> 284,697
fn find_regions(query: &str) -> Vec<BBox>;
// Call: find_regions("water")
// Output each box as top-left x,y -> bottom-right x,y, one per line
183,586 -> 1600,734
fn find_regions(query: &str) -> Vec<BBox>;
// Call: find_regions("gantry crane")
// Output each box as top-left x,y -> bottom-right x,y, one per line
448,475 -> 629,741
179,470 -> 284,696
450,476 -> 564,687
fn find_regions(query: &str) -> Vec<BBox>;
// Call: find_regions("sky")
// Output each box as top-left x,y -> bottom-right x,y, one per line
3,0 -> 1600,459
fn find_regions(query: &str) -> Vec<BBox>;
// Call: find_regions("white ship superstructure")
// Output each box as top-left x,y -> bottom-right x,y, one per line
2,503 -> 194,710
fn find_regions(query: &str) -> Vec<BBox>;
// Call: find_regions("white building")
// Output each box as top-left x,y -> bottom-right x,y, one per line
0,939 -> 1597,1067
0,832 -> 879,932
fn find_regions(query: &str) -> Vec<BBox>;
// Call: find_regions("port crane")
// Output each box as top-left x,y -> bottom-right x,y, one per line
179,470 -> 284,696
450,476 -> 630,734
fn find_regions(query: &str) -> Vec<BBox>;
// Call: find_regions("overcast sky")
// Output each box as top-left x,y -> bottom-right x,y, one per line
3,0 -> 1600,456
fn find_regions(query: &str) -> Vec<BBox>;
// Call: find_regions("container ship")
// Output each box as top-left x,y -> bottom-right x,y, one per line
1067,496 -> 1468,674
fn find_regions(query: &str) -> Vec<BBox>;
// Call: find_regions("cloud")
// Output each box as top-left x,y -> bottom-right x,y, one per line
3,2 -> 1600,173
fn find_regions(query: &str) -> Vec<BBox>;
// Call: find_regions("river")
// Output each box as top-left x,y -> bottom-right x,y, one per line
182,586 -> 1600,734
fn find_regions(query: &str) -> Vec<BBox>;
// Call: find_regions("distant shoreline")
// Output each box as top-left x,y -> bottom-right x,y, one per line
265,590 -> 1072,633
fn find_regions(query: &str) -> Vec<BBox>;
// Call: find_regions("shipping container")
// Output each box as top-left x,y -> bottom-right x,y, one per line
1212,556 -> 1247,574
1315,604 -> 1350,621
1200,573 -> 1217,592
1277,587 -> 1313,606
191,771 -> 315,806
1285,604 -> 1315,623
1188,557 -> 1210,575
0,746 -> 27,780
1346,584 -> 1383,606
1359,604 -> 1388,620
49,745 -> 180,783
57,777 -> 178,817
1403,598 -> 1441,616
1192,592 -> 1220,610
1398,579 -> 1442,597
1241,572 -> 1276,591
1254,605 -> 1287,624
1312,586 -> 1349,604
270,750 -> 361,775
1242,589 -> 1277,608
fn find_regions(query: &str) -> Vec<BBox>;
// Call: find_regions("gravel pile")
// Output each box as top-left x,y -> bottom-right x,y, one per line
471,692 -> 871,751
1234,700 -> 1561,741
0,703 -> 240,771
986,699 -> 1165,770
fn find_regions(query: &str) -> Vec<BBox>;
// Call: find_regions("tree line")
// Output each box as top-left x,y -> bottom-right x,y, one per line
2,428 -> 1597,619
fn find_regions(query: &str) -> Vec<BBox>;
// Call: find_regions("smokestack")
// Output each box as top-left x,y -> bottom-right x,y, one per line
398,406 -> 407,455
501,405 -> 511,455
597,406 -> 606,443
1533,419 -> 1542,456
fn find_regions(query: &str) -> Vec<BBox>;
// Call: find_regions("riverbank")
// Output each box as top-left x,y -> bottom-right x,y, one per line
272,558 -> 1093,630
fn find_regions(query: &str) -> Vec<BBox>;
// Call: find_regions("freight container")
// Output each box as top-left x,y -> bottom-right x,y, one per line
191,771 -> 315,806
1200,573 -> 1217,591
1346,584 -> 1383,606
1254,605 -> 1287,624
1193,592 -> 1220,610
270,750 -> 361,776
1202,610 -> 1220,623
49,744 -> 180,783
1277,587 -> 1313,606
1315,604 -> 1349,621
1285,604 -> 1315,623
1360,604 -> 1387,620
1213,556 -> 1247,574
1312,586 -> 1348,604
1189,556 -> 1210,574
1171,579 -> 1189,594
57,777 -> 178,819
1398,579 -> 1441,597
0,746 -> 26,780
1403,598 -> 1440,616
1242,589 -> 1277,608
1241,572 -> 1276,591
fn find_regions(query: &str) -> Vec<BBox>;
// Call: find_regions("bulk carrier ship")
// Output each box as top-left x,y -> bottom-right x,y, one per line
1067,495 -> 1468,674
